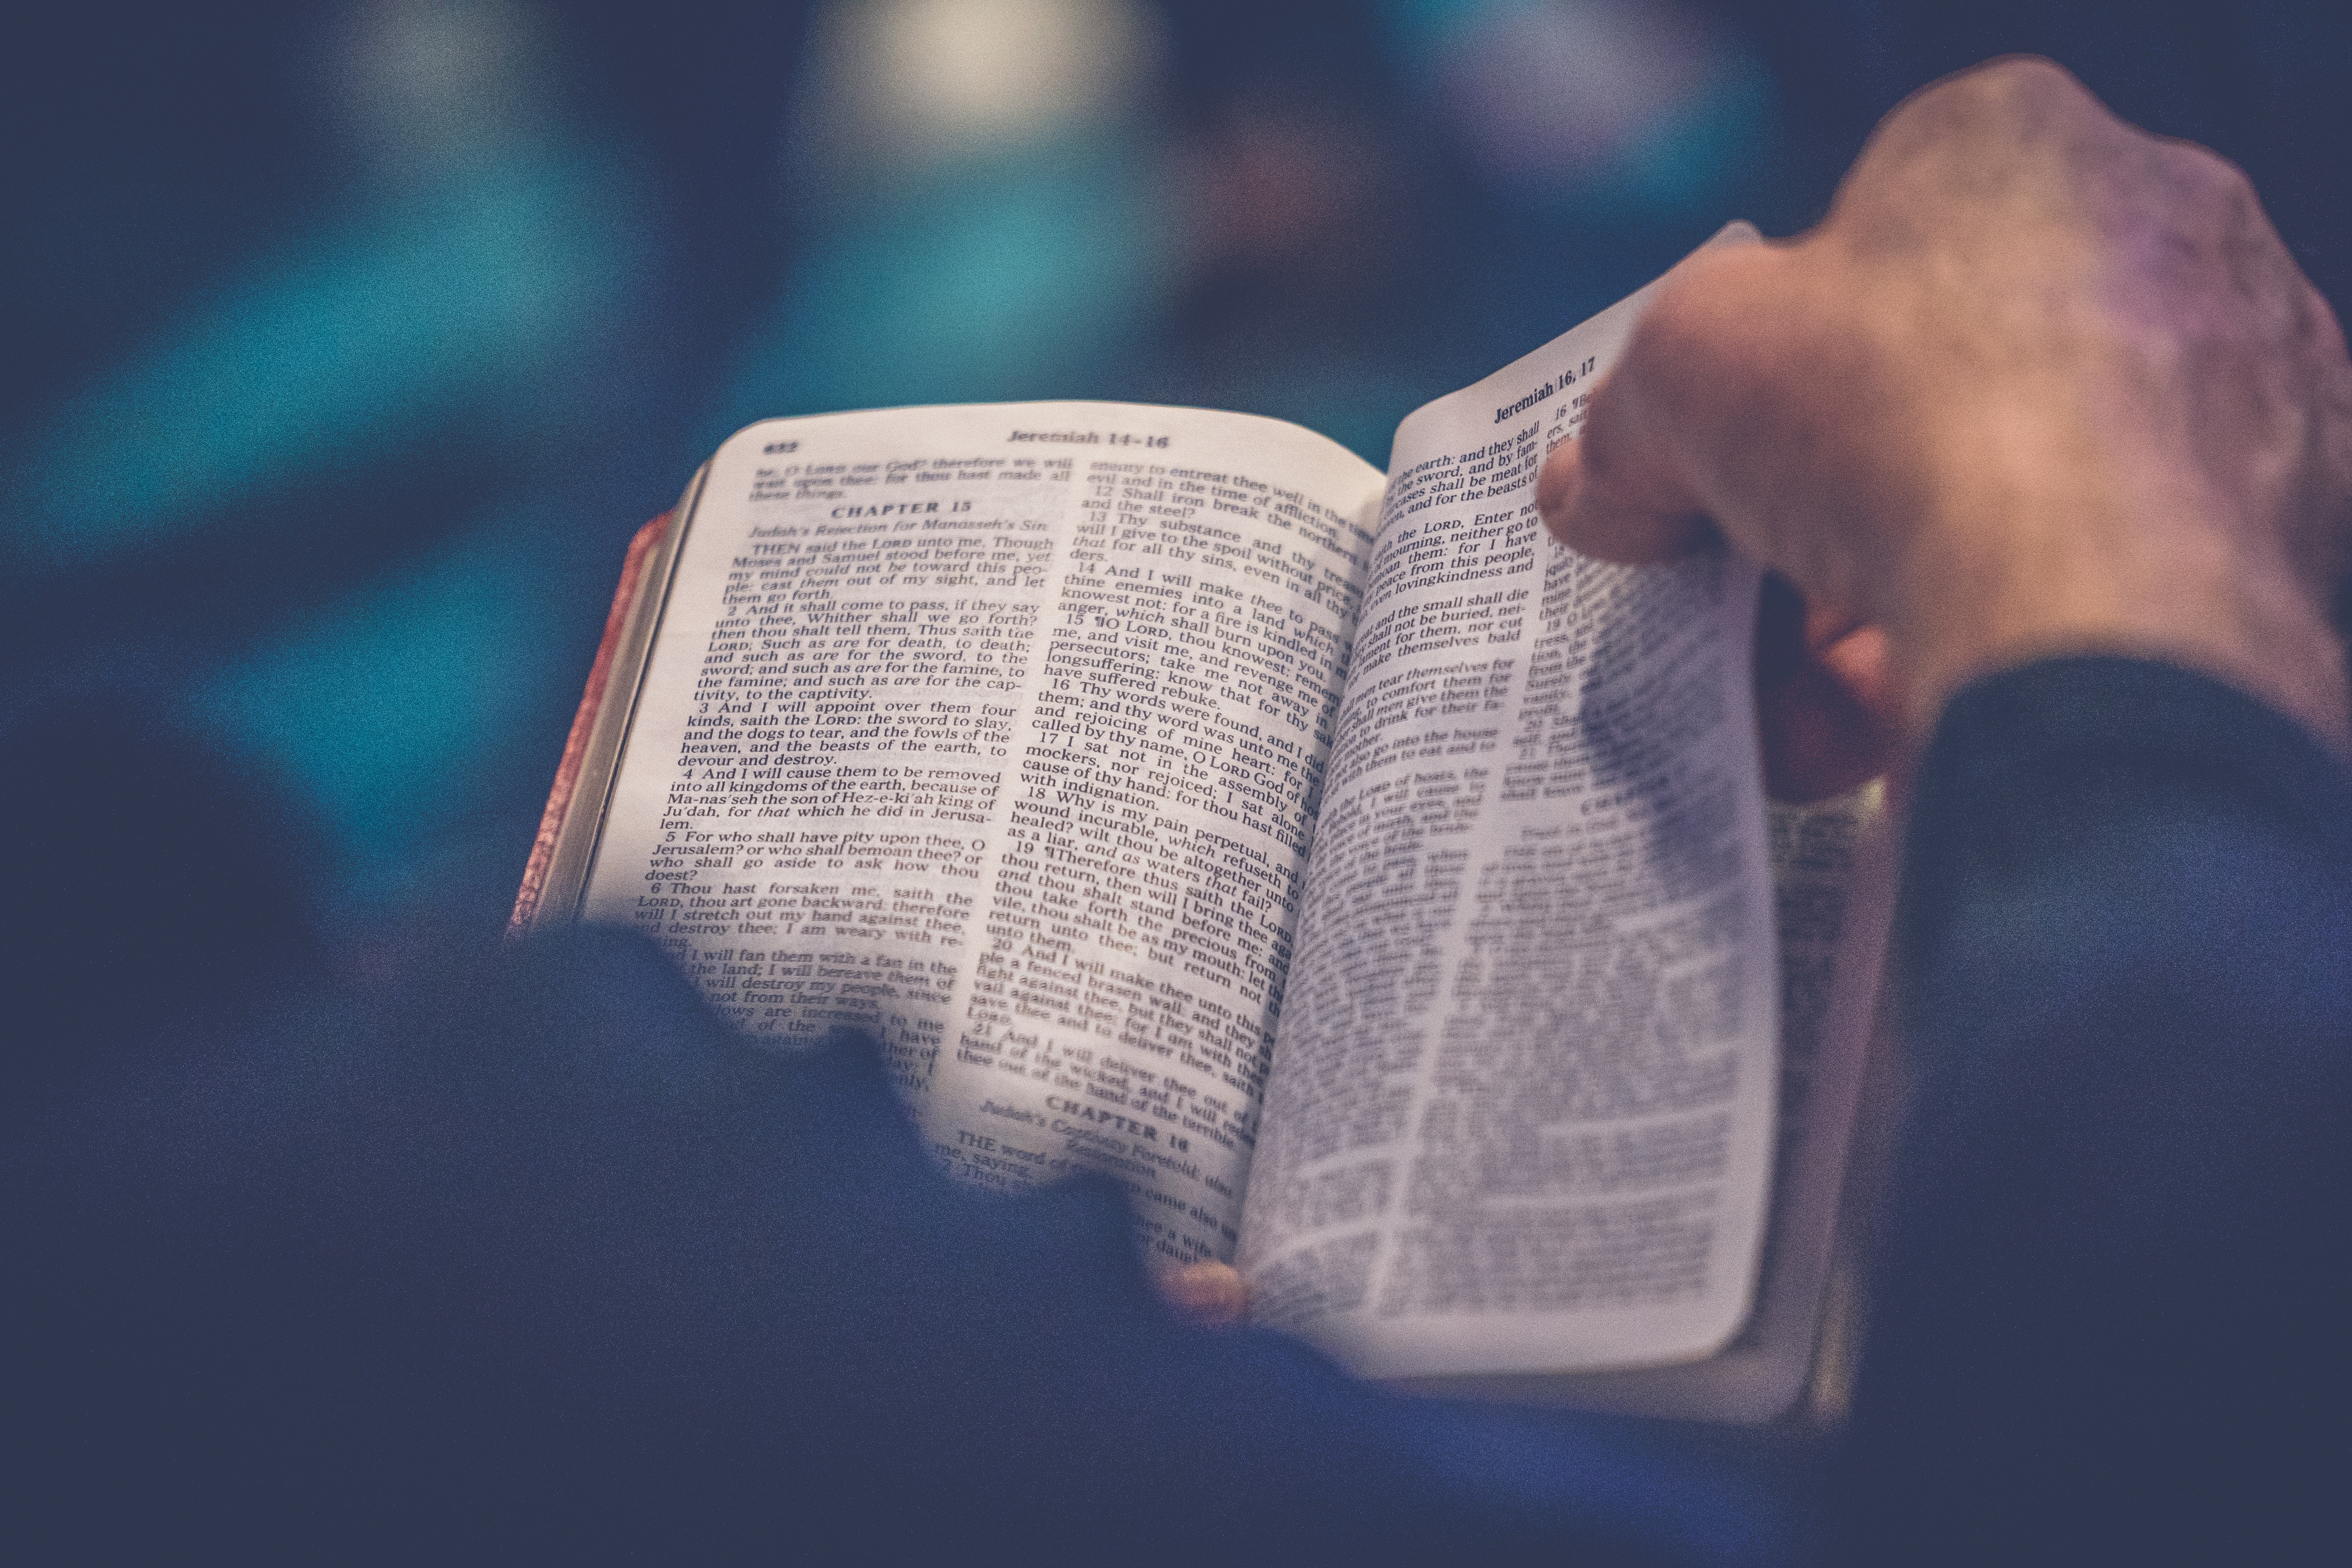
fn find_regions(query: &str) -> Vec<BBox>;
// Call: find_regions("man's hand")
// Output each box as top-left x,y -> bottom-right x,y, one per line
1540,58 -> 2352,762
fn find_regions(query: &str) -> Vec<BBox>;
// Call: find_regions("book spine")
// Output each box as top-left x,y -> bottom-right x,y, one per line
506,512 -> 675,942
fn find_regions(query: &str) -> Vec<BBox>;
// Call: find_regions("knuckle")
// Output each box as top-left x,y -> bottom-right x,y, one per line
1928,55 -> 2083,120
2174,142 -> 2256,205
1881,55 -> 2102,162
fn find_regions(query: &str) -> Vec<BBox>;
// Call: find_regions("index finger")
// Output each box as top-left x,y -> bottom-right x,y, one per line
1536,402 -> 1712,563
1536,261 -> 1747,565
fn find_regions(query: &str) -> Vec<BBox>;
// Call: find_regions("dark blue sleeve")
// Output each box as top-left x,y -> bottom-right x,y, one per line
1839,657 -> 2352,1563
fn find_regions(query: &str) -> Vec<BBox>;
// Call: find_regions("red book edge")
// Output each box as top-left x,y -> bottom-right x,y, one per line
506,512 -> 675,941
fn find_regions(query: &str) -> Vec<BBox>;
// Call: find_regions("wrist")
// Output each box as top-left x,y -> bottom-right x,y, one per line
1889,491 -> 2351,759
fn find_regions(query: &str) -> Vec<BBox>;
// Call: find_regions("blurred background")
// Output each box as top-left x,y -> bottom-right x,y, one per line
6,0 -> 2348,951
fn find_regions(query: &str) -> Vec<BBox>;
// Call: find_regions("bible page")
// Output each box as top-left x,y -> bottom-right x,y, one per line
1403,786 -> 1897,1419
574,402 -> 1385,1269
1238,229 -> 1785,1377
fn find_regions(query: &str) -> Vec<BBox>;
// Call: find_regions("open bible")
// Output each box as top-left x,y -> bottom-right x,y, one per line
512,228 -> 1898,1424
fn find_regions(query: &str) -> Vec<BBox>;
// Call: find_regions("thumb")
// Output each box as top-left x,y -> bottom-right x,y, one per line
1537,370 -> 1716,564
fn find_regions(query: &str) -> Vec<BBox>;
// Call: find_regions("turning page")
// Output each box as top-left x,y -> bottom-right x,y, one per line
1238,230 -> 1785,1377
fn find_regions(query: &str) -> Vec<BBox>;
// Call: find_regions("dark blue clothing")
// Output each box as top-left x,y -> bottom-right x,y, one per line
1847,658 -> 2352,1562
5,657 -> 2344,1561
